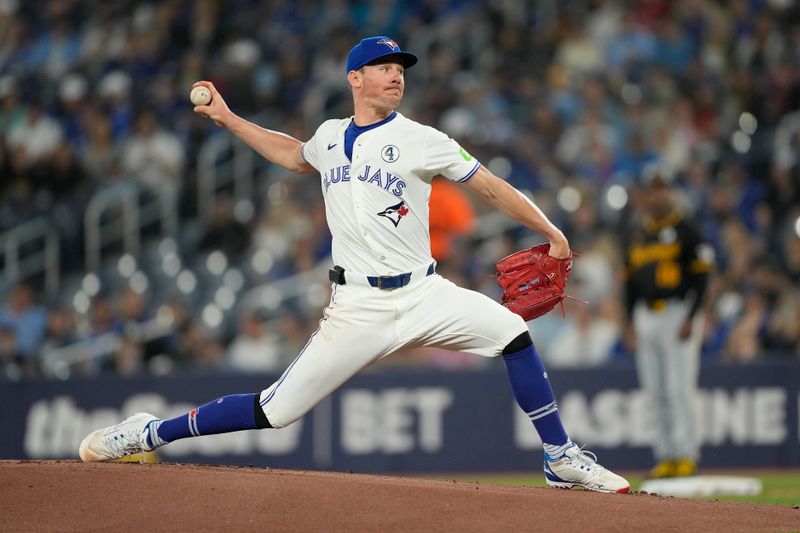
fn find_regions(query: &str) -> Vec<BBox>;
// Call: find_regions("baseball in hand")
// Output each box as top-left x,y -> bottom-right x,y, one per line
190,86 -> 212,106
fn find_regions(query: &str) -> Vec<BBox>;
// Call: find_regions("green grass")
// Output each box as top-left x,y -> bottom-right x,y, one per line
444,472 -> 800,507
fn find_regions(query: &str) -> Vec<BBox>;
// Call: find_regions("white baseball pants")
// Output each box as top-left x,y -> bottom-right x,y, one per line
633,299 -> 704,461
259,274 -> 527,427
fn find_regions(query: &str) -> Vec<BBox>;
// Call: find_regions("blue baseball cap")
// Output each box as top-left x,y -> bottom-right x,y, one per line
345,36 -> 418,73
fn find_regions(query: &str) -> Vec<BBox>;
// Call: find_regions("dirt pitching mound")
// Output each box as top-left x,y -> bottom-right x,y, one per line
1,461 -> 797,532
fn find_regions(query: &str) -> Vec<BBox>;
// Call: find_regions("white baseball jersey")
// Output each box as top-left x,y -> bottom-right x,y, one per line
300,111 -> 480,275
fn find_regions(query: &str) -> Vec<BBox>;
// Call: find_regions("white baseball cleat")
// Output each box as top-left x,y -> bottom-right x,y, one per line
544,444 -> 630,493
79,412 -> 160,462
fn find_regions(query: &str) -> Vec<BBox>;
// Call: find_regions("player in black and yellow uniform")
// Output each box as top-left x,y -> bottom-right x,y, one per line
622,167 -> 714,479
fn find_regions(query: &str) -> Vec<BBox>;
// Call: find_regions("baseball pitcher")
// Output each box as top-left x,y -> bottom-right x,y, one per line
79,36 -> 628,493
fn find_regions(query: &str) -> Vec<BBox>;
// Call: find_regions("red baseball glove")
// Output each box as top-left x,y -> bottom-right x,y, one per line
495,242 -> 573,320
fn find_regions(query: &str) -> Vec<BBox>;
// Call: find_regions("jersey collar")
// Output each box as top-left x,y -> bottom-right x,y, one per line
349,111 -> 398,132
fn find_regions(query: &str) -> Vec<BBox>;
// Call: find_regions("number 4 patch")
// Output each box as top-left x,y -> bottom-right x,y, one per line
381,145 -> 399,162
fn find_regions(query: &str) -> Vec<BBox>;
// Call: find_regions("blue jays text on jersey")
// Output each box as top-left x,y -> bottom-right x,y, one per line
322,164 -> 407,197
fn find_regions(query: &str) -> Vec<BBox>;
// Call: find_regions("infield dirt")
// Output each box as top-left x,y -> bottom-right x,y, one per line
1,460 -> 798,532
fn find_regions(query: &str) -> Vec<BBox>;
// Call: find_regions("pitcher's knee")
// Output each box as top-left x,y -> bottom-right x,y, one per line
498,312 -> 528,353
502,331 -> 533,355
258,397 -> 304,429
506,311 -> 527,334
252,393 -> 273,428
266,413 -> 298,429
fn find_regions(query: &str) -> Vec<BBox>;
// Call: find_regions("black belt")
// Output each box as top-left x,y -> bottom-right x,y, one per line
329,263 -> 435,289
644,297 -> 685,311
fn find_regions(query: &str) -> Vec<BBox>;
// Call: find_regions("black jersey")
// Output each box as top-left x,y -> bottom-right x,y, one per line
623,210 -> 713,315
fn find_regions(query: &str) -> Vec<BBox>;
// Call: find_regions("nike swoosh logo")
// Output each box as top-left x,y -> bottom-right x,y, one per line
327,143 -> 337,150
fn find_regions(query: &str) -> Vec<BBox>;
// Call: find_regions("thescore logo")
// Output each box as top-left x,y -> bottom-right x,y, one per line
23,394 -> 303,458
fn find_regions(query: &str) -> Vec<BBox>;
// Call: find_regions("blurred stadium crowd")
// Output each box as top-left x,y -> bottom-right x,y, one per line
0,0 -> 799,380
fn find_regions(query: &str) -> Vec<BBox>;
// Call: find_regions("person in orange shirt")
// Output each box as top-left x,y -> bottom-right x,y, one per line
429,177 -> 476,262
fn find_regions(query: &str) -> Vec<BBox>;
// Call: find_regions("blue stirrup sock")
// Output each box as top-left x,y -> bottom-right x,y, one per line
149,393 -> 268,449
503,342 -> 569,447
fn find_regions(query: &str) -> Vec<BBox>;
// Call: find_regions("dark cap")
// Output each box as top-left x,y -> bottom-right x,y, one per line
345,36 -> 418,73
640,163 -> 674,188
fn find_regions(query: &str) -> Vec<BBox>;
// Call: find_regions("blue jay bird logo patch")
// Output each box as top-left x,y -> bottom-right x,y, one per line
377,200 -> 409,227
377,38 -> 399,50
